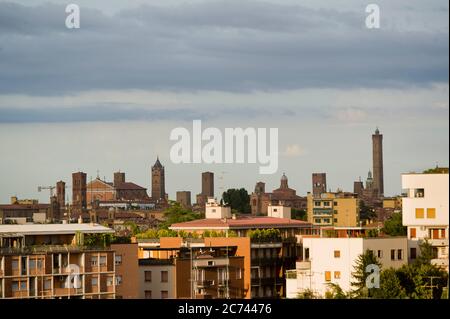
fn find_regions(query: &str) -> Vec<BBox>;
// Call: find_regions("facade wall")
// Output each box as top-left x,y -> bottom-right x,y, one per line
287,237 -> 407,298
402,173 -> 449,271
139,264 -> 175,299
111,243 -> 139,299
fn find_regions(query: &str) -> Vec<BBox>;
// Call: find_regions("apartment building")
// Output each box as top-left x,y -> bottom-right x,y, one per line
0,224 -> 116,299
169,200 -> 313,298
111,243 -> 139,299
402,171 -> 449,272
307,192 -> 360,227
286,236 -> 408,298
138,237 -> 245,299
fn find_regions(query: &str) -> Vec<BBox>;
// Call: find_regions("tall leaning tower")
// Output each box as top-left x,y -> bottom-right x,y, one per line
372,128 -> 384,198
151,157 -> 166,201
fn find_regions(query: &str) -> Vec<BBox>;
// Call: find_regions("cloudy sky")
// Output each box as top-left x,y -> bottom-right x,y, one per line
0,0 -> 448,203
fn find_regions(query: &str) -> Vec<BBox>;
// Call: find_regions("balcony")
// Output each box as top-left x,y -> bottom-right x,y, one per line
296,261 -> 311,270
196,280 -> 214,288
0,245 -> 111,255
251,277 -> 283,286
431,258 -> 449,268
429,238 -> 449,247
217,280 -> 231,287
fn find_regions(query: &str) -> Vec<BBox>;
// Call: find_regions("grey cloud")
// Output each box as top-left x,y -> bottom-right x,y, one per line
0,1 -> 447,95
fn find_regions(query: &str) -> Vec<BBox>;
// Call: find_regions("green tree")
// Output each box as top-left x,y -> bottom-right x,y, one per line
296,289 -> 317,299
291,208 -> 307,221
359,200 -> 376,220
325,283 -> 348,299
351,250 -> 381,298
222,188 -> 251,214
371,268 -> 407,299
158,202 -> 201,229
382,212 -> 407,236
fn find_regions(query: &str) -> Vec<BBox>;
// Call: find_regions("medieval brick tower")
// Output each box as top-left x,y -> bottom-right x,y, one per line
151,157 -> 166,201
372,128 -> 384,198
312,173 -> 327,197
202,172 -> 214,199
56,180 -> 66,208
72,172 -> 87,210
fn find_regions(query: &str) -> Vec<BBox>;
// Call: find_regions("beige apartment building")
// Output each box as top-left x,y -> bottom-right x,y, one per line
0,224 -> 116,299
307,192 -> 360,227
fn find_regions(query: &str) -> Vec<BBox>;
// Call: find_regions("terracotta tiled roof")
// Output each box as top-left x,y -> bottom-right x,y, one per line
115,182 -> 146,190
0,204 -> 50,210
170,216 -> 311,230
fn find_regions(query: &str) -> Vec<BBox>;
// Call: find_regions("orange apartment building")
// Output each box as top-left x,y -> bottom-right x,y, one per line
111,243 -> 139,299
138,237 -> 247,299
0,224 -> 116,299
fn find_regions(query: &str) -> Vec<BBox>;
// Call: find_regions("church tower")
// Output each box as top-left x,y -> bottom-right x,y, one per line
151,157 -> 166,201
372,128 -> 384,197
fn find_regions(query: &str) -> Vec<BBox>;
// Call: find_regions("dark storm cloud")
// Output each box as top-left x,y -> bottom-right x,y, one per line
0,0 -> 448,95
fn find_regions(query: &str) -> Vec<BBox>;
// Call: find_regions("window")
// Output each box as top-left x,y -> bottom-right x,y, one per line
314,201 -> 321,207
207,261 -> 215,266
145,271 -> 152,282
334,271 -> 341,279
115,255 -> 122,265
377,250 -> 383,258
397,249 -> 403,260
12,281 -> 19,292
91,256 -> 98,266
12,259 -> 18,270
99,256 -> 107,266
236,268 -> 242,280
410,248 -> 417,259
29,259 -> 36,269
91,277 -> 98,286
325,271 -> 331,282
427,208 -> 436,219
44,279 -> 52,290
273,208 -> 278,212
391,249 -> 395,260
161,271 -> 168,283
334,250 -> 340,258
20,281 -> 26,290
333,201 -> 338,206
161,290 -> 169,299
333,218 -> 338,223
304,248 -> 310,261
145,290 -> 152,299
410,228 -> 416,239
414,188 -> 425,198
115,275 -> 122,286
314,218 -> 321,224
323,201 -> 331,207
333,210 -> 338,214
415,208 -> 424,219
323,218 -> 331,224
106,276 -> 114,286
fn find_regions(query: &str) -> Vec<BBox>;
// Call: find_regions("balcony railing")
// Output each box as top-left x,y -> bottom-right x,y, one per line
196,280 -> 214,288
0,245 -> 111,255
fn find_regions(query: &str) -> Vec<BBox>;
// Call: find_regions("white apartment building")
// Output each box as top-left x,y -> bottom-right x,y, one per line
402,172 -> 449,272
205,198 -> 231,219
286,237 -> 408,298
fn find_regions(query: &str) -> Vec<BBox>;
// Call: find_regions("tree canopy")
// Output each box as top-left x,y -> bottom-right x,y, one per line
382,212 -> 407,236
222,188 -> 251,214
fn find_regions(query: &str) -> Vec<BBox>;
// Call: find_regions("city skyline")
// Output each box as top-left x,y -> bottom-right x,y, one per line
0,0 -> 448,203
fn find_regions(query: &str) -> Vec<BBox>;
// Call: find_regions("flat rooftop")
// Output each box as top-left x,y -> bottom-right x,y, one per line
170,216 -> 311,230
0,223 -> 114,235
